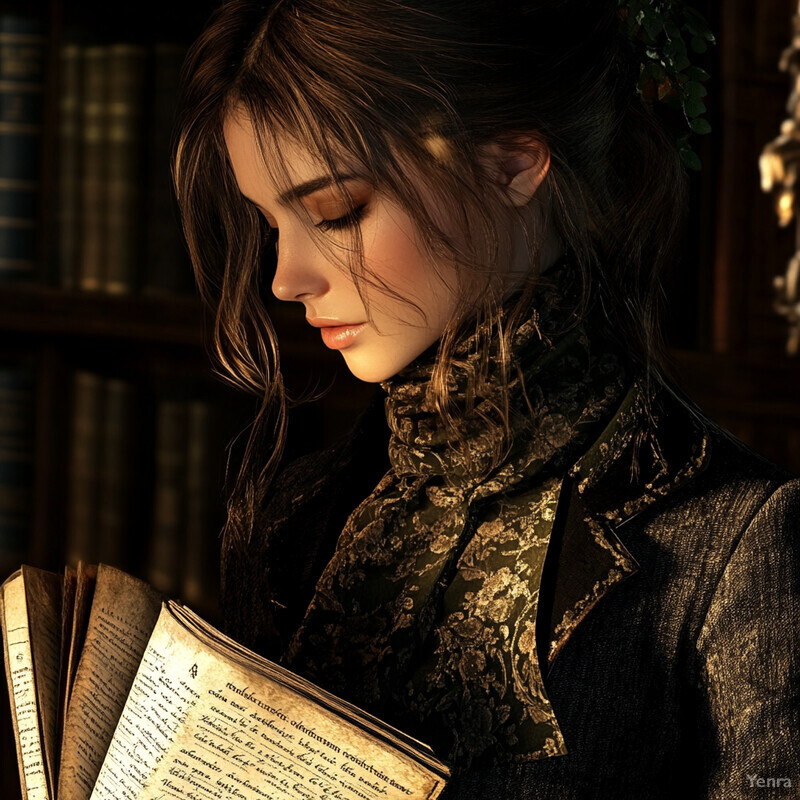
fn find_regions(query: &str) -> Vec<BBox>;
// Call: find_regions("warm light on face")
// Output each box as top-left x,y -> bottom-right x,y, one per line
223,112 -> 464,383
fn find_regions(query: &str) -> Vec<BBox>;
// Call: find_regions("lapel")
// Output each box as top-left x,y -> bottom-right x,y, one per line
538,375 -> 713,671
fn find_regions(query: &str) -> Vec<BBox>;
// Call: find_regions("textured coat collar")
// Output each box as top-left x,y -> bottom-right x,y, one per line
540,375 -> 712,670
226,368 -> 712,697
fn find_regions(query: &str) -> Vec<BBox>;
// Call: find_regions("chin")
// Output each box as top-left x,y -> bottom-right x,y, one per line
338,330 -> 443,383
340,349 -> 422,383
341,357 -> 403,384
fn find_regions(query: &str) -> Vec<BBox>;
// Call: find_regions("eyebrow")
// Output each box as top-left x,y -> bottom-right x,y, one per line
276,172 -> 359,206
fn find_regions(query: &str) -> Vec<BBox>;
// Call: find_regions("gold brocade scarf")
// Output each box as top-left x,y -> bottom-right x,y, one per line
283,258 -> 630,768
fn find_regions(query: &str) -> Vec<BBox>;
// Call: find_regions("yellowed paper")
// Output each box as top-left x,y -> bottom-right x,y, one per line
57,565 -> 162,800
22,565 -> 64,796
1,574 -> 29,800
2,573 -> 50,800
91,605 -> 446,800
58,565 -> 78,756
65,562 -> 97,707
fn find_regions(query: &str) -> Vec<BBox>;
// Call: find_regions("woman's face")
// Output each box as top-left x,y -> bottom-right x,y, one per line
224,112 -> 465,383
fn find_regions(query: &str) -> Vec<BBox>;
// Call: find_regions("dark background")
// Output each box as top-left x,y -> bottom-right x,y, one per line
1,0 -> 799,796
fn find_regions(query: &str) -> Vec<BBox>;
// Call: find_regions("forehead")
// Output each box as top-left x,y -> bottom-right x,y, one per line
223,110 -> 321,198
221,107 -> 452,223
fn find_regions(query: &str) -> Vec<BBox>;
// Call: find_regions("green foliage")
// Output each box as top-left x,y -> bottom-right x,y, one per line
619,0 -> 716,170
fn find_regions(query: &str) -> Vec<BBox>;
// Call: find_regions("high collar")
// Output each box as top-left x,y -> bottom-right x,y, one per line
379,256 -> 628,494
380,343 -> 713,673
571,376 -> 711,522
282,257 -> 648,766
375,257 -> 713,671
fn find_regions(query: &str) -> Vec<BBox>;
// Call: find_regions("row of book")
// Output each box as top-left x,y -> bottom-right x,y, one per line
57,41 -> 195,295
0,361 -> 226,610
0,17 -> 195,295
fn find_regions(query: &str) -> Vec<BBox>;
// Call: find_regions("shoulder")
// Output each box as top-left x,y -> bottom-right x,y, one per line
664,414 -> 800,793
606,380 -> 800,646
688,426 -> 800,602
640,388 -> 798,553
586,370 -> 798,537
562,372 -> 799,646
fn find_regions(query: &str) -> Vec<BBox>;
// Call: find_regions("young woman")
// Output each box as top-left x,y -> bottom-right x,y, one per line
174,0 -> 799,796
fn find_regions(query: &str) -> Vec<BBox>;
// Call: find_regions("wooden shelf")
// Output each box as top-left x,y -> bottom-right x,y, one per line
0,283 -> 329,360
0,283 -> 207,346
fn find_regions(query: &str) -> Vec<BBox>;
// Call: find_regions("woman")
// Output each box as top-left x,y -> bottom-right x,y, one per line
174,0 -> 799,797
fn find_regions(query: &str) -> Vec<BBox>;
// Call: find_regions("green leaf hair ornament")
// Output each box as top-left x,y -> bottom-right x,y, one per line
618,0 -> 716,171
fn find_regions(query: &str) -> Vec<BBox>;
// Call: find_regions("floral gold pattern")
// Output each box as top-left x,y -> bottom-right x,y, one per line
283,259 -> 634,767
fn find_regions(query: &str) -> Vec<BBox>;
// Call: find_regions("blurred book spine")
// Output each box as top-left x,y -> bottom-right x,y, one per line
65,370 -> 104,565
57,43 -> 82,289
0,15 -> 46,284
62,42 -> 191,297
65,370 -> 141,569
147,398 -> 188,594
148,394 -> 219,608
97,378 -> 137,567
63,372 -> 222,599
104,44 -> 146,294
77,46 -> 107,291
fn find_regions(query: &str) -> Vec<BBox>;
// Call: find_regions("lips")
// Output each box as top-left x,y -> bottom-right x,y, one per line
306,318 -> 367,350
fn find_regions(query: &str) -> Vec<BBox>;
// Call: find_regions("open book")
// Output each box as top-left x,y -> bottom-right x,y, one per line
0,564 -> 450,800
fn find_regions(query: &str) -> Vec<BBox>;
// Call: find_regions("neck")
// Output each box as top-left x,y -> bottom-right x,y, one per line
382,257 -> 629,488
504,205 -> 564,294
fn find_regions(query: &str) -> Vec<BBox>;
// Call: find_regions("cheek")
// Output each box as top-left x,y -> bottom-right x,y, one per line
363,217 -> 421,288
362,212 -> 458,330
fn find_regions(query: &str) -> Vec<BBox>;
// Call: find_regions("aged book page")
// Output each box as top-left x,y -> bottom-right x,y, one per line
57,566 -> 77,751
57,565 -> 162,800
1,572 -> 49,800
22,566 -> 64,798
1,575 -> 29,800
64,561 -> 97,706
91,603 -> 448,800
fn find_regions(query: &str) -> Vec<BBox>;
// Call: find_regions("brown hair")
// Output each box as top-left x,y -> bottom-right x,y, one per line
173,0 -> 688,591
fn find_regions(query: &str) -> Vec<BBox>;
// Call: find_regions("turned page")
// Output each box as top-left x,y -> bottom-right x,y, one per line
91,603 -> 448,800
21,566 -> 64,797
1,572 -> 49,800
64,562 -> 97,708
57,566 -> 77,750
57,565 -> 162,800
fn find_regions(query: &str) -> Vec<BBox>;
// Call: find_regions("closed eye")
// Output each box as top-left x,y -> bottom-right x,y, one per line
315,203 -> 368,232
242,196 -> 368,236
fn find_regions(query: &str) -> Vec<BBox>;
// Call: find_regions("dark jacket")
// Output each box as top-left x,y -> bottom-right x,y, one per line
223,380 -> 800,800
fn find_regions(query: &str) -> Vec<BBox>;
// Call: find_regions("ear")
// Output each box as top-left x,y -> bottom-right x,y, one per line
479,136 -> 551,207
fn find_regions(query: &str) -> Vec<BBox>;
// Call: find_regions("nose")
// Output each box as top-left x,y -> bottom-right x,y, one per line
270,239 -> 329,302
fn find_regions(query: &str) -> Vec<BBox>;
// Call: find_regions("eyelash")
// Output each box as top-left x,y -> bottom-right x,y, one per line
260,203 -> 368,237
314,203 -> 368,232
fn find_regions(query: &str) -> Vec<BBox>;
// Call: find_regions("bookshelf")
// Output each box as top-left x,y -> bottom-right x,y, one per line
0,284 -> 206,344
0,0 -> 378,577
0,2 -> 373,795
